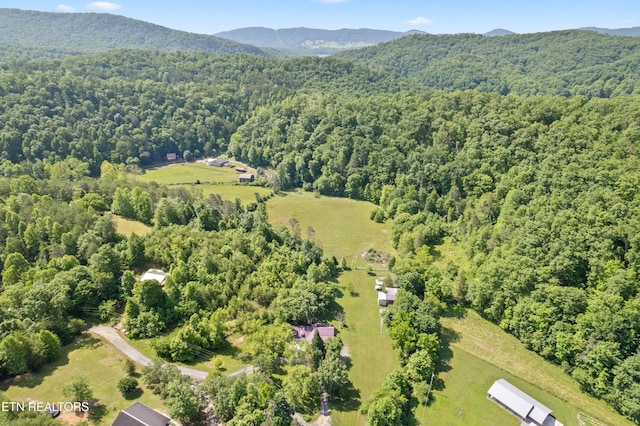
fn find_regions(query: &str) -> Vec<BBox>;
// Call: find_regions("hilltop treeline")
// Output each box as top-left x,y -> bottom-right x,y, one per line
0,8 -> 267,56
337,30 -> 640,97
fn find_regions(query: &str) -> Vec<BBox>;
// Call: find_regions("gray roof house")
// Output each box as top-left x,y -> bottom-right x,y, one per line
487,379 -> 563,426
112,402 -> 170,426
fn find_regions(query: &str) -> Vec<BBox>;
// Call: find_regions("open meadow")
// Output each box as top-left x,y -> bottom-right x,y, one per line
135,161 -> 272,205
266,191 -> 395,269
420,310 -> 633,426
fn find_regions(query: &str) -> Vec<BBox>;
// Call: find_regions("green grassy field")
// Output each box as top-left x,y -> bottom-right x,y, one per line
267,191 -> 395,269
422,310 -> 632,426
0,334 -> 168,425
331,270 -> 398,426
135,161 -> 271,204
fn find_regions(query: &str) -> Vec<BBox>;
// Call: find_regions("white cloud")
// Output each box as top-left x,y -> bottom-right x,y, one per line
407,16 -> 432,26
86,2 -> 123,11
317,0 -> 351,4
57,5 -> 76,12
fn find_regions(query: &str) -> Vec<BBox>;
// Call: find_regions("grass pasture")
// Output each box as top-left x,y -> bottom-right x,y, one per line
426,310 -> 633,426
331,270 -> 398,426
136,160 -> 271,204
266,191 -> 395,269
0,333 -> 167,425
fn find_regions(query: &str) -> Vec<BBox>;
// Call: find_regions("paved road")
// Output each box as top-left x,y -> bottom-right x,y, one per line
89,324 -> 209,381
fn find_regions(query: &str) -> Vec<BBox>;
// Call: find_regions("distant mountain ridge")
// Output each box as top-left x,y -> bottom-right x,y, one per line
484,28 -> 516,37
580,26 -> 640,37
0,8 -> 268,56
215,27 -> 423,54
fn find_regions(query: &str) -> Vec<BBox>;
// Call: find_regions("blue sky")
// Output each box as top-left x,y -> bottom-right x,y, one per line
5,1 -> 640,34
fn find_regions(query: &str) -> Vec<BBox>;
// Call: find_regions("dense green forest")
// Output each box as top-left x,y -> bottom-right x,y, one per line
1,19 -> 640,423
336,30 -> 640,97
0,50 -> 402,173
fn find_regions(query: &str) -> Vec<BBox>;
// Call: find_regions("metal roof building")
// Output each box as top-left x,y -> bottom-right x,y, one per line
487,379 -> 561,426
140,268 -> 169,285
112,402 -> 170,426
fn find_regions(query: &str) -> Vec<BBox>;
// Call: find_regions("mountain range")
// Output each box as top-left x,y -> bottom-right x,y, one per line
213,27 -> 423,54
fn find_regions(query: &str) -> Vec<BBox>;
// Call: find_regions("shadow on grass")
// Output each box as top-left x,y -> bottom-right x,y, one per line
88,402 -> 108,423
442,304 -> 467,319
123,388 -> 143,400
432,326 -> 460,394
332,380 -> 361,412
0,334 -> 101,391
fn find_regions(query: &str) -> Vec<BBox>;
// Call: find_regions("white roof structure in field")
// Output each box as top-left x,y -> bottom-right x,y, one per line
488,379 -> 555,426
140,268 -> 169,284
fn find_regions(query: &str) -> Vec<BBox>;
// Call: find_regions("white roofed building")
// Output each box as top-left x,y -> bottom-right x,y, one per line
140,268 -> 169,285
377,286 -> 398,307
487,379 -> 563,426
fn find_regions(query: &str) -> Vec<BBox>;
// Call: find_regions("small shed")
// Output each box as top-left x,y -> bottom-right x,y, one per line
239,173 -> 255,183
374,278 -> 384,291
140,268 -> 169,285
112,402 -> 170,426
377,287 -> 398,307
487,379 -> 561,426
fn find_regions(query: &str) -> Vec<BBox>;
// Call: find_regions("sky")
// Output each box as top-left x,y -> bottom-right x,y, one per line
4,1 -> 640,35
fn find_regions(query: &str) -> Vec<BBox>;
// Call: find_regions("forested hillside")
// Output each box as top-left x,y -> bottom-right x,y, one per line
0,9 -> 267,56
0,50 -> 402,173
231,90 -> 640,421
336,30 -> 640,97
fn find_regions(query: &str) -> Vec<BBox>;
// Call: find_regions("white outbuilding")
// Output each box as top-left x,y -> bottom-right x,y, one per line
487,379 -> 563,426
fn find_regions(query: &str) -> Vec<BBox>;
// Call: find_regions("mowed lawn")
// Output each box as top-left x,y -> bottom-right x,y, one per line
135,161 -> 272,204
0,333 -> 168,425
332,270 -> 398,426
267,191 -> 395,269
421,310 -> 633,426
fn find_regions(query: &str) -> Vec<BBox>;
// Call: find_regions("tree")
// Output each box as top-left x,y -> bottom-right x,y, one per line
165,380 -> 203,425
117,377 -> 139,395
264,392 -> 294,426
308,330 -> 325,371
316,352 -> 349,397
0,335 -> 27,376
362,388 -> 406,426
123,359 -> 136,377
63,375 -> 93,402
37,330 -> 61,363
282,365 -> 319,411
